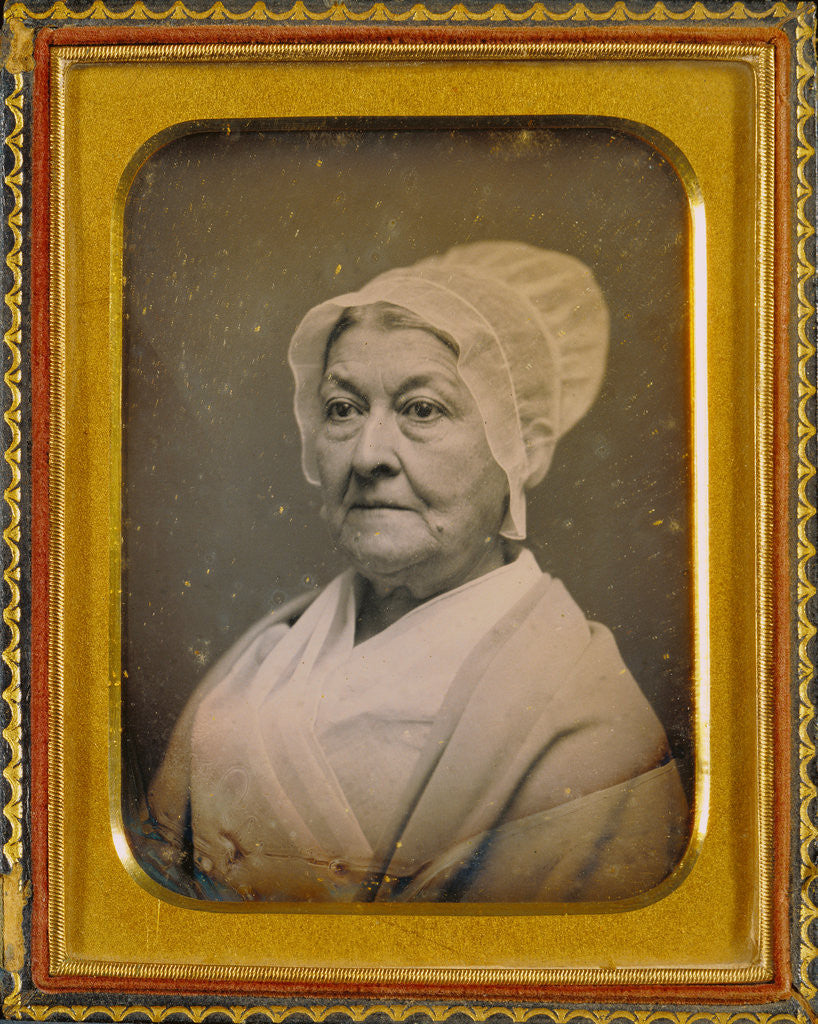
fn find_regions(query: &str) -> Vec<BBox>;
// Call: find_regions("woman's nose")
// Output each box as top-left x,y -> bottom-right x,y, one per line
351,410 -> 401,478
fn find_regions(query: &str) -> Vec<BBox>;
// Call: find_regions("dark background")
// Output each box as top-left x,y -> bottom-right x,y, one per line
121,120 -> 694,808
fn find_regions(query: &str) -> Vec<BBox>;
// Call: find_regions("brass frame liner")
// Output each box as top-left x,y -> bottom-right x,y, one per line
39,40 -> 774,984
46,37 -> 767,986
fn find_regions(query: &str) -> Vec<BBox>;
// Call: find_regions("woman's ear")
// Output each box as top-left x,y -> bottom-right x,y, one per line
523,421 -> 557,488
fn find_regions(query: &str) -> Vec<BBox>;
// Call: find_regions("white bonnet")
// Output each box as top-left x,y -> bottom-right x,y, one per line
288,241 -> 609,540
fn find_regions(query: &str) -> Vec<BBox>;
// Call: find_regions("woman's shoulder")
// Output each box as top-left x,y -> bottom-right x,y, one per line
523,580 -> 668,748
465,572 -> 672,796
145,588 -> 319,834
162,589 -> 320,740
201,589 -> 318,689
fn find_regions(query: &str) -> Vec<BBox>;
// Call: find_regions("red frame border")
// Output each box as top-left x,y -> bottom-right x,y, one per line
27,19 -> 794,1005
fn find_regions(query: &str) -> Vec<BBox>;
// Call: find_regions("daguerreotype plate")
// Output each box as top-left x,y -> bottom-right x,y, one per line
0,0 -> 815,1021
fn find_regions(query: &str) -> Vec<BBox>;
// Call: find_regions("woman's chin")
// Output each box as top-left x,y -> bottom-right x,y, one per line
339,528 -> 435,584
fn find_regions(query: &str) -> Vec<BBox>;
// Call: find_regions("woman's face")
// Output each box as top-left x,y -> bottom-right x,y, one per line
315,320 -> 510,600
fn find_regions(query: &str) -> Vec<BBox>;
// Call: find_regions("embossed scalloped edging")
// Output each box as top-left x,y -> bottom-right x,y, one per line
1,65 -> 27,1024
1,73 -> 24,875
2,1 -> 815,1021
794,0 -> 818,1006
2,1005 -> 817,1023
0,0 -> 811,25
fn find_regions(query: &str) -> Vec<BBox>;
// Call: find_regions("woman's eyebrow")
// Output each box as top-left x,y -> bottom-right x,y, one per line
395,372 -> 461,397
320,372 -> 367,403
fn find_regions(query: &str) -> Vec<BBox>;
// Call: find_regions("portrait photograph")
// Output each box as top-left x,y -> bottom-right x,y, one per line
118,118 -> 695,906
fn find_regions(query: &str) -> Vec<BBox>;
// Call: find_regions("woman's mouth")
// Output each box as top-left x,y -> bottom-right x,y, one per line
349,499 -> 412,511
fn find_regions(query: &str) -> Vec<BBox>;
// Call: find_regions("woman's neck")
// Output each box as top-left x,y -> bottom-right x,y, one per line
353,542 -> 516,644
355,585 -> 424,644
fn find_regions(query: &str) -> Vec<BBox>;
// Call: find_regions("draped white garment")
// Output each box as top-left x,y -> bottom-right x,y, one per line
145,552 -> 688,902
247,551 -> 543,847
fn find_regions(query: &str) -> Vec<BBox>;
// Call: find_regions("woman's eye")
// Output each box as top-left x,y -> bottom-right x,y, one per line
404,400 -> 443,421
325,400 -> 359,422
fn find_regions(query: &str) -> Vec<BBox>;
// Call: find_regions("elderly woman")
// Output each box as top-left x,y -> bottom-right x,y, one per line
139,241 -> 688,903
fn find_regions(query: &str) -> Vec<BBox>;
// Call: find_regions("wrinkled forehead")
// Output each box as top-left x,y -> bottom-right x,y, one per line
321,321 -> 471,405
322,301 -> 459,373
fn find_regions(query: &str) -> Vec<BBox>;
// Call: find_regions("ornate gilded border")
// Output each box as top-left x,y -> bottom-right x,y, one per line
1,72 -> 24,876
0,0 -> 811,24
794,3 -> 818,1005
2,1007 -> 817,1024
40,37 -> 762,991
0,0 -> 815,1020
1,68 -> 26,1018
